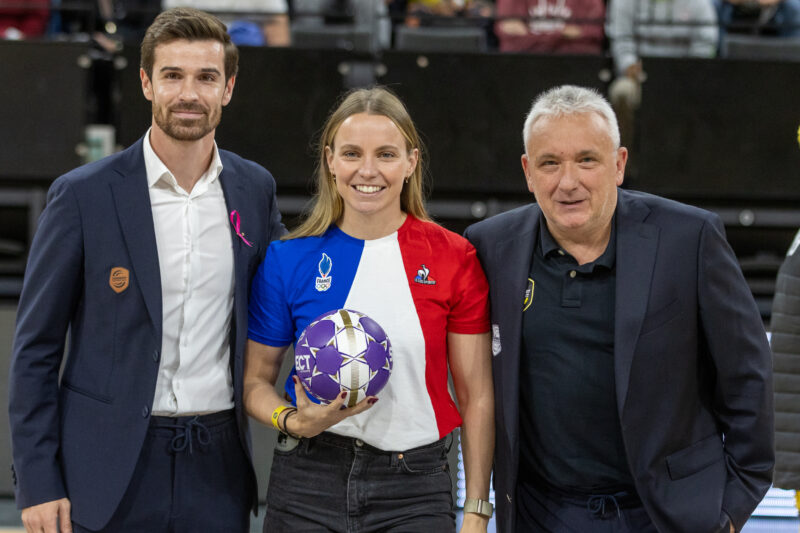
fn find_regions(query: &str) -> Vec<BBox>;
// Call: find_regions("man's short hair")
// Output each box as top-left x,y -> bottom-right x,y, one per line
523,85 -> 621,152
140,7 -> 239,82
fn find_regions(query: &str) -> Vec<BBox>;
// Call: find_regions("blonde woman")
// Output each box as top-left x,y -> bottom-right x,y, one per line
244,87 -> 494,533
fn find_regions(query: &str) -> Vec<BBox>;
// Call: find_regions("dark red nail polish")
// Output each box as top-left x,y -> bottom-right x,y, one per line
368,398 -> 378,405
340,392 -> 347,399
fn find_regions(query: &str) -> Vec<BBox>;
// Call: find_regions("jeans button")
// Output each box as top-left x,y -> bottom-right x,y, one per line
355,439 -> 364,447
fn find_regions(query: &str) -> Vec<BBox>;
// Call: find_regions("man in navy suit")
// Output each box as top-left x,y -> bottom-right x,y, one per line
464,85 -> 773,533
9,8 -> 284,532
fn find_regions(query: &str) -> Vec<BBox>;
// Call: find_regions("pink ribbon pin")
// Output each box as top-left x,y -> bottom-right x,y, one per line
229,210 -> 253,247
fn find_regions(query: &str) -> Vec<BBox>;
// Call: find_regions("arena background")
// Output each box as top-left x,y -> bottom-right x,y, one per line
1,15 -> 799,530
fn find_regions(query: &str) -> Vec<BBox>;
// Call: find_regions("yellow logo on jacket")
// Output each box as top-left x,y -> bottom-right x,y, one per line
522,278 -> 534,311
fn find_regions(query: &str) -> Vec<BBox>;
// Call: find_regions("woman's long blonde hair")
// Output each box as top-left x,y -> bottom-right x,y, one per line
286,86 -> 430,240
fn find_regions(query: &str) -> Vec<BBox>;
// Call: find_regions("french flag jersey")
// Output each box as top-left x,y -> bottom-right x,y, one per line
248,214 -> 489,451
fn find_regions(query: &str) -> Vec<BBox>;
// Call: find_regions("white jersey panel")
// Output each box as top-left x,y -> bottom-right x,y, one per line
330,232 -> 439,450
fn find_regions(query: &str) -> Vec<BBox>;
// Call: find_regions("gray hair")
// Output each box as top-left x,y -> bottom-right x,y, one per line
522,85 -> 620,153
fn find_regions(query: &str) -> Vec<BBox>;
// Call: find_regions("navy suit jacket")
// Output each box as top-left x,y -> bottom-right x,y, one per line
464,189 -> 774,533
8,137 -> 284,530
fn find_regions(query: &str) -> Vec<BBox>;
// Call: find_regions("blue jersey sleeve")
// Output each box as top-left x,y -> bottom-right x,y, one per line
248,242 -> 294,347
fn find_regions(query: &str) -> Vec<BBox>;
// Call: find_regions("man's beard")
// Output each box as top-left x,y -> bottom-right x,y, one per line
152,102 -> 221,141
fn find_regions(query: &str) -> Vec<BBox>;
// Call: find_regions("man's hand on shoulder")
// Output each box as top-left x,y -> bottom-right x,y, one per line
21,498 -> 71,533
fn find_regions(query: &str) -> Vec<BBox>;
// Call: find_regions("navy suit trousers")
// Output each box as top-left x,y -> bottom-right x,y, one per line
515,480 -> 657,533
72,410 -> 251,533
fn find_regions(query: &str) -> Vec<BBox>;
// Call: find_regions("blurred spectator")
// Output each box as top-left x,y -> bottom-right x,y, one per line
606,0 -> 717,151
0,0 -> 48,39
162,0 -> 290,46
398,0 -> 493,27
100,0 -> 161,43
407,0 -> 461,19
715,0 -> 800,37
390,0 -> 495,48
494,0 -> 605,53
54,0 -> 160,44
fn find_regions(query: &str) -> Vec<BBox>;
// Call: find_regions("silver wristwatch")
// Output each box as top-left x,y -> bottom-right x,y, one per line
463,498 -> 494,518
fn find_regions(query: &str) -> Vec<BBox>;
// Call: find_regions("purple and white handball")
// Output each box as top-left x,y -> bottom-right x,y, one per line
295,309 -> 393,406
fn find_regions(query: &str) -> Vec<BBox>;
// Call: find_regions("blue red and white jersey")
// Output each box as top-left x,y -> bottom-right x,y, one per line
248,215 -> 489,451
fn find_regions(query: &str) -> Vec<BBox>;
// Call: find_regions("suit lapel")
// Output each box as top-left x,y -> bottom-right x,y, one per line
218,159 -> 250,286
110,139 -> 162,341
614,190 -> 659,417
218,160 -> 251,365
493,205 -> 540,454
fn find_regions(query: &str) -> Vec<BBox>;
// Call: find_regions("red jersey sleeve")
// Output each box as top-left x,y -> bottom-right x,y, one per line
447,240 -> 490,334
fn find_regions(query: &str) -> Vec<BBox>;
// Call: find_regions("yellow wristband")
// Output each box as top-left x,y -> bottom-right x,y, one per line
271,405 -> 291,431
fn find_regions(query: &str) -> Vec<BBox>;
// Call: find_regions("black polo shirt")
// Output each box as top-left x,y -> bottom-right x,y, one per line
519,214 -> 635,494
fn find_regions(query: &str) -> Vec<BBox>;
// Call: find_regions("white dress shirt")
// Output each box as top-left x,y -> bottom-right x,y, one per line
143,129 -> 235,416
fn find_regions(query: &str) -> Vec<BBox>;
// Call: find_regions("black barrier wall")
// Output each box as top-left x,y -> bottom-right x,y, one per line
636,57 -> 800,201
0,41 -> 87,180
2,42 -> 799,201
116,48 -> 609,195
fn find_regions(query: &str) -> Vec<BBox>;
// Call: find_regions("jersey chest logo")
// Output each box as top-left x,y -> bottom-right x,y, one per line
414,264 -> 436,286
315,253 -> 333,292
